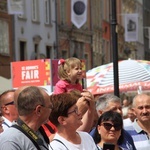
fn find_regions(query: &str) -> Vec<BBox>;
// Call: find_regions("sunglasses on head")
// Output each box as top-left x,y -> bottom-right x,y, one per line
101,122 -> 122,131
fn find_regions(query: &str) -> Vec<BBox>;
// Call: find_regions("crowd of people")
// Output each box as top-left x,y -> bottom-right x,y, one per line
0,57 -> 150,150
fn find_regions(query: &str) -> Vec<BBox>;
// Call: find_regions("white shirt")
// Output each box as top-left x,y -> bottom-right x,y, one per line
123,118 -> 133,127
50,131 -> 97,150
2,116 -> 13,131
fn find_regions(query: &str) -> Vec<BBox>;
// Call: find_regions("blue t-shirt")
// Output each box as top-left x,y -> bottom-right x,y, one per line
90,127 -> 136,150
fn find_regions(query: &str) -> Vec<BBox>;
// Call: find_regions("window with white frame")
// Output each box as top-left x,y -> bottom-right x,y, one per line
0,20 -> 9,55
18,0 -> 26,19
44,0 -> 51,24
32,0 -> 39,22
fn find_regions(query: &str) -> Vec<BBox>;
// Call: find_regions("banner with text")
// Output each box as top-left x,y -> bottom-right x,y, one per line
125,13 -> 138,42
11,59 -> 52,94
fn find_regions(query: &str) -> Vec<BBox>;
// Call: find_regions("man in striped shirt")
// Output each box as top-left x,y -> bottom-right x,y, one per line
125,93 -> 150,150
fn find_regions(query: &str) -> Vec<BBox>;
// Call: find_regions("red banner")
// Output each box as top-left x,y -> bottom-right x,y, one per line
11,59 -> 51,88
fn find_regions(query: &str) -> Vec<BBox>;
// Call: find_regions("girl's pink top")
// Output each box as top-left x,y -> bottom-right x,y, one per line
54,80 -> 82,94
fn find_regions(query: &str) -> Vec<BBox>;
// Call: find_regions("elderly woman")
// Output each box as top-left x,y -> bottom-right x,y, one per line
93,111 -> 128,150
49,92 -> 97,150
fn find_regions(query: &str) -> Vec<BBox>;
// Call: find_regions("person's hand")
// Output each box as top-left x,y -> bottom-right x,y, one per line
76,96 -> 89,116
81,89 -> 95,111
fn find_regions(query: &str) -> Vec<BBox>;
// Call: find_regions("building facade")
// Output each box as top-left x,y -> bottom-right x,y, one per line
0,1 -> 13,78
143,0 -> 150,60
0,0 -> 148,79
0,0 -> 56,78
56,0 -> 93,70
14,0 -> 56,61
121,0 -> 144,59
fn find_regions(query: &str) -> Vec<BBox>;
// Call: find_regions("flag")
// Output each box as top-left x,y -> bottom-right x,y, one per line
7,0 -> 24,15
71,0 -> 87,29
125,14 -> 138,42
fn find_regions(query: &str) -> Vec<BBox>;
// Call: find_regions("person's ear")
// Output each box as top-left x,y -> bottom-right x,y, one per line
58,116 -> 67,125
132,108 -> 136,115
2,106 -> 9,114
97,125 -> 101,134
35,105 -> 42,116
66,69 -> 71,76
98,110 -> 103,116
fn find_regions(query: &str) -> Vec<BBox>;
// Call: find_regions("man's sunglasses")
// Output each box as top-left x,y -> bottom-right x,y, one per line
101,122 -> 122,131
4,101 -> 14,106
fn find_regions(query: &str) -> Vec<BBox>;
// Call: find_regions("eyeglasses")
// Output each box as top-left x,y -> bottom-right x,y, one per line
101,122 -> 122,131
4,101 -> 14,106
68,108 -> 79,115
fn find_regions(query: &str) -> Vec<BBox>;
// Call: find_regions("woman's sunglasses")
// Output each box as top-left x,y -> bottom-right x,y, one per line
101,122 -> 122,131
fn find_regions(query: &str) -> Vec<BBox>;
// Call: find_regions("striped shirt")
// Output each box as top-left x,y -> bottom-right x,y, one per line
125,119 -> 150,150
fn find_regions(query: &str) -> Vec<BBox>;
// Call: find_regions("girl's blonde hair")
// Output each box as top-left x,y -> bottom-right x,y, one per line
58,57 -> 82,83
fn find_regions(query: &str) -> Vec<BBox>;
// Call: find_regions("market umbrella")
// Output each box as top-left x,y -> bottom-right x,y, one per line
86,59 -> 150,95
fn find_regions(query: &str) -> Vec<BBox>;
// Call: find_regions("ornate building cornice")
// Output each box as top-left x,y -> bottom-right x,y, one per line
59,25 -> 92,43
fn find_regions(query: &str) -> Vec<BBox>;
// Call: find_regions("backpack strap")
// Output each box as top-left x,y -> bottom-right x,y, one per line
39,126 -> 50,144
2,121 -> 10,127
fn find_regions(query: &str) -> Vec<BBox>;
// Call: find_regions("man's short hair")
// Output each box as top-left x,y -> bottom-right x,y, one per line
132,93 -> 150,107
96,94 -> 121,111
17,86 -> 45,116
